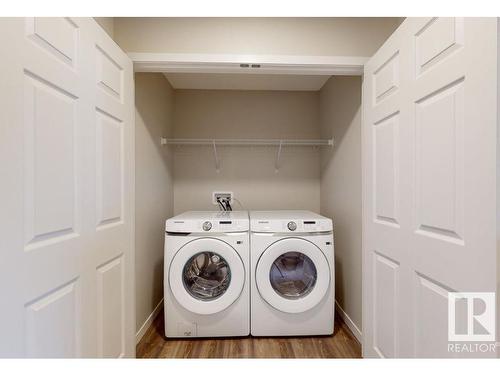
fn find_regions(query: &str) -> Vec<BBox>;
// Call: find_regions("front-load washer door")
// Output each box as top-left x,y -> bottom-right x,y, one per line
256,237 -> 330,313
169,238 -> 245,315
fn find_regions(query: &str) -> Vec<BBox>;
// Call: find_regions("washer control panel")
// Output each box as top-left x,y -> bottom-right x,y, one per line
191,219 -> 247,232
166,211 -> 249,233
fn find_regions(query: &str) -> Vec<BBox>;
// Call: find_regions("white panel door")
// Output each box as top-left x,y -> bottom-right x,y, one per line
363,18 -> 498,358
0,18 -> 135,358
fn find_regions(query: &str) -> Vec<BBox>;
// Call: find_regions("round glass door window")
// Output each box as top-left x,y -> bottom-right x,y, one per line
182,252 -> 231,301
269,252 -> 317,299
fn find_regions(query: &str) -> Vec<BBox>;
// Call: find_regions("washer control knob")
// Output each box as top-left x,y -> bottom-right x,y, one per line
202,221 -> 212,231
287,221 -> 297,231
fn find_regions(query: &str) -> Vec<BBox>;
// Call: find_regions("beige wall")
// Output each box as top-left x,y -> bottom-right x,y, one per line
114,17 -> 401,56
135,73 -> 174,333
320,76 -> 362,331
172,89 -> 321,213
94,17 -> 114,39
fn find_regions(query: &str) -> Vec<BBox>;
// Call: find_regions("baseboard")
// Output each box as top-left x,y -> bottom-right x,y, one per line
335,300 -> 362,343
136,298 -> 164,344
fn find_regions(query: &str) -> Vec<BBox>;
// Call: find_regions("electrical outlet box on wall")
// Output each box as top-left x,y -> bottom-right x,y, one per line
212,191 -> 233,205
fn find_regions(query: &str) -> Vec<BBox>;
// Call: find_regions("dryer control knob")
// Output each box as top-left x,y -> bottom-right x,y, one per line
287,221 -> 297,231
202,221 -> 212,231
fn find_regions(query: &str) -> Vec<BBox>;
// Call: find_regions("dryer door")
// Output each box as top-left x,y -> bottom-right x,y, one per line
169,238 -> 245,315
256,237 -> 330,313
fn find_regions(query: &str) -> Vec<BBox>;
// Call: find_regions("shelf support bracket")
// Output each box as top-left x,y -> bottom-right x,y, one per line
212,140 -> 220,173
274,140 -> 283,173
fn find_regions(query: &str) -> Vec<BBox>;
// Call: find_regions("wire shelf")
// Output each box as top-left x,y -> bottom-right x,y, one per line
160,137 -> 334,172
161,138 -> 333,147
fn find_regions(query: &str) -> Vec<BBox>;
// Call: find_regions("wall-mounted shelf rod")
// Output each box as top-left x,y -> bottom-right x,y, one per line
160,138 -> 334,147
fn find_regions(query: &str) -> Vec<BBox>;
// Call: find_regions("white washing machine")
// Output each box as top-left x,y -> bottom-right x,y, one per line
250,210 -> 334,336
164,211 -> 250,338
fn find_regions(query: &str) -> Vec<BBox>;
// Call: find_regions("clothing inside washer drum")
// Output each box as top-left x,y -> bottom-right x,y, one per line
269,252 -> 317,299
182,252 -> 231,301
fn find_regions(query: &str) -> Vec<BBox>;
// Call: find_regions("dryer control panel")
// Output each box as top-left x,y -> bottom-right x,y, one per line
250,211 -> 333,233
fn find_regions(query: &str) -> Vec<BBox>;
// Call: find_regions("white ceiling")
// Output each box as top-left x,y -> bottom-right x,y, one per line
164,73 -> 331,91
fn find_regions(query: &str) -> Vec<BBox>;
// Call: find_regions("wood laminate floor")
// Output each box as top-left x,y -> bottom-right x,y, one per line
137,311 -> 361,358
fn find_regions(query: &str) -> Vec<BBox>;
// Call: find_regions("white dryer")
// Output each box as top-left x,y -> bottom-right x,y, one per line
164,211 -> 249,338
250,210 -> 334,336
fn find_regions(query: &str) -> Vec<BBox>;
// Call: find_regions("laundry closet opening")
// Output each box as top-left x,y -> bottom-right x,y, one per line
134,69 -> 363,346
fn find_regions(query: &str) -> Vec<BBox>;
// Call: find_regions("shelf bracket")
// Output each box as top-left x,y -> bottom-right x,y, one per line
212,140 -> 220,173
274,140 -> 283,173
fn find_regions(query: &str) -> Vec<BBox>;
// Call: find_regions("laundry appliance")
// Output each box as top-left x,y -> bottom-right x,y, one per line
164,211 -> 250,337
250,210 -> 334,336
